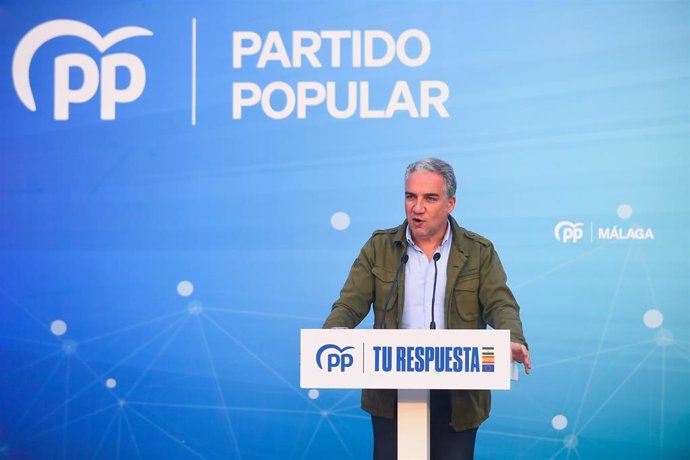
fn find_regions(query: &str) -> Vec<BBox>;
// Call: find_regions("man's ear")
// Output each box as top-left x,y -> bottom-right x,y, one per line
447,195 -> 456,213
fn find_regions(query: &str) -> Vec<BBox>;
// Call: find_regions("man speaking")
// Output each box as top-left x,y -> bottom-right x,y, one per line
323,158 -> 530,460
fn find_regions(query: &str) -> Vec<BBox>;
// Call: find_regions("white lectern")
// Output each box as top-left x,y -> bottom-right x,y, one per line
300,329 -> 511,460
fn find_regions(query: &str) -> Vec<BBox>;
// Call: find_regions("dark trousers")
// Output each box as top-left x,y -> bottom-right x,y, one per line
371,390 -> 477,460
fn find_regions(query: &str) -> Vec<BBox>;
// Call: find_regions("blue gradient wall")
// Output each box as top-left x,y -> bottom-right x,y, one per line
1,1 -> 688,459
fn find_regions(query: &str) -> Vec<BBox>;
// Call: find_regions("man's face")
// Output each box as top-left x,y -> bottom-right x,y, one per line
405,170 -> 456,244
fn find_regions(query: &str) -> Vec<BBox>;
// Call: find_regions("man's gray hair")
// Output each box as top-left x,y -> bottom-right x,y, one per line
405,158 -> 457,198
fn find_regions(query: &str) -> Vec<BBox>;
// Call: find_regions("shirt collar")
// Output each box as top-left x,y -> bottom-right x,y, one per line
406,219 -> 452,252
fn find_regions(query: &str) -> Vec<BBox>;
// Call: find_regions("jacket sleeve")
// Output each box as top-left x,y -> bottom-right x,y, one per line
322,238 -> 376,329
478,243 -> 528,347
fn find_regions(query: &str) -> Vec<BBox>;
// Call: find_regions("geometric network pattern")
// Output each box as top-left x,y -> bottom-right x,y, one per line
1,217 -> 689,459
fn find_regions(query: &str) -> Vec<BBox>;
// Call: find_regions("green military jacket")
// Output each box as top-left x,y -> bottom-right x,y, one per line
323,215 -> 528,431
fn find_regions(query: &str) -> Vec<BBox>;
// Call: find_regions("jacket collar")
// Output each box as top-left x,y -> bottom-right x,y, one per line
393,220 -> 408,248
448,215 -> 469,266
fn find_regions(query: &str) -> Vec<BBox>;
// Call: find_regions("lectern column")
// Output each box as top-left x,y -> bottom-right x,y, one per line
397,388 -> 430,460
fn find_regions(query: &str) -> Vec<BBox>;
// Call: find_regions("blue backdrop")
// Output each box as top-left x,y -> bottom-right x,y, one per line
1,1 -> 688,459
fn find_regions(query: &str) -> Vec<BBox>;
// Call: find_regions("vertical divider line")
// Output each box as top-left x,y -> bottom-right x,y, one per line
191,17 -> 197,126
590,222 -> 593,243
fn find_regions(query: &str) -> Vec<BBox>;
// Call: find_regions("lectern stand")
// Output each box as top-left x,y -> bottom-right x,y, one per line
301,329 -> 511,460
398,389 -> 430,459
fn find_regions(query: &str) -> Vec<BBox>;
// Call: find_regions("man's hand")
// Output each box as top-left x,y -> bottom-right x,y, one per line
510,342 -> 531,375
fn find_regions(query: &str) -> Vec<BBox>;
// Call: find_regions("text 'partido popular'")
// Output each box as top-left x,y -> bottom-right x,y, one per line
231,29 -> 450,120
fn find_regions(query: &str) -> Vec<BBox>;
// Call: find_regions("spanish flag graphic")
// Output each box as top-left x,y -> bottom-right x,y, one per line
481,347 -> 495,372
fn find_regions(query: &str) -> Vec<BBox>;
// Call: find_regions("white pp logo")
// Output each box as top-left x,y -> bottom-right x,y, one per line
12,20 -> 153,120
554,221 -> 584,243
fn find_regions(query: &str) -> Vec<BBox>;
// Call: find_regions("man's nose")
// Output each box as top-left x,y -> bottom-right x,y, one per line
412,201 -> 425,213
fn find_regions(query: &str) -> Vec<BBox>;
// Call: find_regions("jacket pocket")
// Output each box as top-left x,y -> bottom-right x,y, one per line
454,274 -> 480,322
372,266 -> 398,322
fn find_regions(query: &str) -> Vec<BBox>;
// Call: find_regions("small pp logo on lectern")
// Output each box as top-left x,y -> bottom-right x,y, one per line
316,344 -> 355,372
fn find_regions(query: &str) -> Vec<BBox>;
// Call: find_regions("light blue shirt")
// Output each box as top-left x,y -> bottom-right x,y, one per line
402,220 -> 452,330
